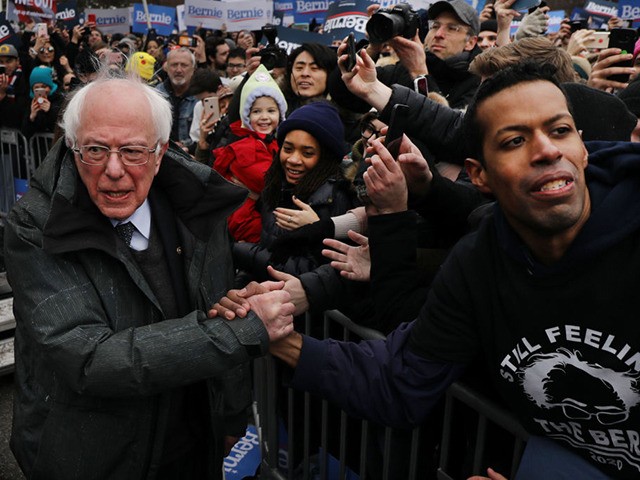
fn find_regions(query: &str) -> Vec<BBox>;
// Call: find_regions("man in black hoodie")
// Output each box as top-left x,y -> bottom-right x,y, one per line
265,62 -> 640,479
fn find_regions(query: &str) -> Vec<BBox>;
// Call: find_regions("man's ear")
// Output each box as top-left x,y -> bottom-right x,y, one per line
464,35 -> 478,52
465,158 -> 493,195
153,142 -> 169,175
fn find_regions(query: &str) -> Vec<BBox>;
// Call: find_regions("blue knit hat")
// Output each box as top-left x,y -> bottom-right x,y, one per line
277,102 -> 347,160
29,66 -> 58,98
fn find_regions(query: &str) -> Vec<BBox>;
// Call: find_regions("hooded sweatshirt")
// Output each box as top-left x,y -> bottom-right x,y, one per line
292,141 -> 640,479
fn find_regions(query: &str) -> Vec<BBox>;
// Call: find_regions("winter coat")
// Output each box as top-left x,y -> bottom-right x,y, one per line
5,140 -> 270,480
212,120 -> 279,242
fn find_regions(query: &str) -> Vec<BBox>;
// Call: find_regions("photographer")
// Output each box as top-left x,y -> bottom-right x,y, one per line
329,0 -> 482,112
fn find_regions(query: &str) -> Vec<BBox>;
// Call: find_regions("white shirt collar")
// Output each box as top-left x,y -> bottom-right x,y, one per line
110,199 -> 151,250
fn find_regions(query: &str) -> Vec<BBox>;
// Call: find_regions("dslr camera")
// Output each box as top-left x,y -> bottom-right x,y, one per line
257,26 -> 288,70
366,3 -> 420,43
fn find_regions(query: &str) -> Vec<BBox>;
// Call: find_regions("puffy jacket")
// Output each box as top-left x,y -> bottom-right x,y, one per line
5,140 -> 270,479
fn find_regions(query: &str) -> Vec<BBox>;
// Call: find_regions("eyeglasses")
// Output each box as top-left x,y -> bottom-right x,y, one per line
72,144 -> 159,166
38,46 -> 55,53
227,62 -> 246,69
361,123 -> 381,140
428,21 -> 467,34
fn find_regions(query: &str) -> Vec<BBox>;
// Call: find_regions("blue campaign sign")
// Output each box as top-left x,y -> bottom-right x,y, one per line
132,3 -> 176,36
274,0 -> 331,25
322,0 -> 376,43
618,0 -> 640,28
224,425 -> 261,480
0,13 -> 20,48
547,10 -> 566,34
55,1 -> 80,28
273,25 -> 333,52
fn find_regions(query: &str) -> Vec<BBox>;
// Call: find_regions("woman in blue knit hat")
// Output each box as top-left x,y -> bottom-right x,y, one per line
233,101 -> 357,281
22,66 -> 63,138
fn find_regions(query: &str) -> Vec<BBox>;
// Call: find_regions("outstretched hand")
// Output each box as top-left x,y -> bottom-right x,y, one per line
322,230 -> 371,282
274,196 -> 319,231
208,281 -> 284,319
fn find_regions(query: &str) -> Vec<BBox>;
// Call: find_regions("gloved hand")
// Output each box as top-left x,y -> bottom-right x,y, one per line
268,218 -> 336,265
514,8 -> 549,40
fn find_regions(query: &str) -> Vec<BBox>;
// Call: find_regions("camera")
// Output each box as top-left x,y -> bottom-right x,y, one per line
366,3 -> 420,43
257,26 -> 287,70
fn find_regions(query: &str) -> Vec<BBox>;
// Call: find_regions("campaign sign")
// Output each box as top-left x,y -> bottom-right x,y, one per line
377,0 -> 432,9
618,0 -> 640,28
571,6 -> 607,29
223,425 -> 261,480
6,0 -> 56,22
0,14 -> 19,48
55,1 -> 80,28
84,8 -> 130,35
132,3 -> 176,36
509,9 -> 565,36
581,0 -> 618,28
274,24 -> 333,53
274,0 -> 331,25
184,0 -> 272,31
322,0 -> 375,43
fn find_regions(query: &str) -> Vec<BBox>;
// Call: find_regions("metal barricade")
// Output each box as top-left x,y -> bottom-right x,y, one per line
255,310 -> 529,480
0,128 -> 30,218
29,132 -> 54,173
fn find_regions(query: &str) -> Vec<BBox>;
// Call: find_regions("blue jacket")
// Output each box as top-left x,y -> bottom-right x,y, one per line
157,80 -> 197,147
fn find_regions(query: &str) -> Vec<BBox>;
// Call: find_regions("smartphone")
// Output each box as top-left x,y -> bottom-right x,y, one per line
0,65 -> 5,75
87,13 -> 97,24
385,104 -> 409,160
345,33 -> 357,72
510,0 -> 541,13
35,23 -> 48,38
33,87 -> 47,99
583,31 -> 610,50
203,96 -> 220,122
178,35 -> 197,48
608,28 -> 639,83
527,0 -> 546,14
569,19 -> 587,33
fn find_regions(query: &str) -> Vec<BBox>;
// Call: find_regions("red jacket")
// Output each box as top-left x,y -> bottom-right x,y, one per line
212,120 -> 279,242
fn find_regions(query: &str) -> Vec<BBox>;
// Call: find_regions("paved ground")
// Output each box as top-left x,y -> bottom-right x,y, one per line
0,374 -> 24,480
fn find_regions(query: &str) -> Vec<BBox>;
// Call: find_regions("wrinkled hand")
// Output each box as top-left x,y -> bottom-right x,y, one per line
363,137 -> 408,216
322,230 -> 371,282
208,281 -> 285,319
566,29 -> 594,56
467,467 -> 508,480
274,196 -> 319,231
389,31 -> 427,77
247,290 -> 295,341
588,47 -> 635,92
267,266 -> 309,316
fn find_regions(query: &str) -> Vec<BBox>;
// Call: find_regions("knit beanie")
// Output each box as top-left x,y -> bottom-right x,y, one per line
240,64 -> 287,130
277,102 -> 347,160
126,52 -> 156,81
29,66 -> 57,97
480,19 -> 498,33
563,83 -> 637,141
617,77 -> 640,117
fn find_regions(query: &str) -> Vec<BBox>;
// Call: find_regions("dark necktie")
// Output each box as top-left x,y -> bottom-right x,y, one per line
115,222 -> 136,247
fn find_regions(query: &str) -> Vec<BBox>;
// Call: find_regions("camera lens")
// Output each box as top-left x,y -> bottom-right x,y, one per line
260,52 -> 277,70
367,12 -> 406,43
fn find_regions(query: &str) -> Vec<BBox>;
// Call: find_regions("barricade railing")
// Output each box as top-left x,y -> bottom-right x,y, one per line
254,310 -> 529,480
0,128 -> 54,218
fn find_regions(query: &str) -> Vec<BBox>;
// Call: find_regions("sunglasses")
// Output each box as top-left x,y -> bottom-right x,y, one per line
38,46 -> 55,53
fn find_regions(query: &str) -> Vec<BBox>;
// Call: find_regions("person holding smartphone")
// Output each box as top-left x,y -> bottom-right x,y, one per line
0,43 -> 30,130
22,66 -> 62,138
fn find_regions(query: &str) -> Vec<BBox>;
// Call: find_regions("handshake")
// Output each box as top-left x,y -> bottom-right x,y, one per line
208,266 -> 308,342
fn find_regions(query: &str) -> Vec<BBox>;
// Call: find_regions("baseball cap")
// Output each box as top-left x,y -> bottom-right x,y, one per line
428,0 -> 480,35
0,44 -> 19,58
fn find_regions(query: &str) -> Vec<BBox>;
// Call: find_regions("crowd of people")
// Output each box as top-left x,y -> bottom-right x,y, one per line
4,0 -> 640,478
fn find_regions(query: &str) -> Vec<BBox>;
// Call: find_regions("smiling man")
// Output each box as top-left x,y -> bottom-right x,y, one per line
5,72 -> 295,480
263,62 -> 640,478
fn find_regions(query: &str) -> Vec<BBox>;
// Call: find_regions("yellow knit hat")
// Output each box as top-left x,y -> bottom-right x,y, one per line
126,52 -> 156,81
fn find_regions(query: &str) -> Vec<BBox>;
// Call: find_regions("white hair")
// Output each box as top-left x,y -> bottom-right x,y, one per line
61,69 -> 172,147
165,46 -> 196,68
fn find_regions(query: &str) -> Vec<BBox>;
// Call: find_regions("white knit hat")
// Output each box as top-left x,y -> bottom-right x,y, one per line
239,64 -> 287,130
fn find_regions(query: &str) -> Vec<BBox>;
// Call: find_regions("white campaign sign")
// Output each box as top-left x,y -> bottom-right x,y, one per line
184,0 -> 272,30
